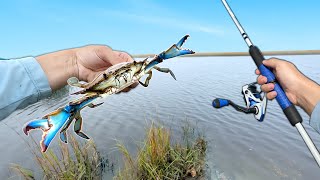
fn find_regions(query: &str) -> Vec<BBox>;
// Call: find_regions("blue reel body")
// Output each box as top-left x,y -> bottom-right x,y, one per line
213,83 -> 267,121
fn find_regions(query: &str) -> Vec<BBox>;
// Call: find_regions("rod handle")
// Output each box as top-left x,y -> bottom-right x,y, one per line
249,46 -> 302,126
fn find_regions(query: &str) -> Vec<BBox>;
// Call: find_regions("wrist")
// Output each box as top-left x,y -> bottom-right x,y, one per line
297,77 -> 320,115
36,49 -> 78,91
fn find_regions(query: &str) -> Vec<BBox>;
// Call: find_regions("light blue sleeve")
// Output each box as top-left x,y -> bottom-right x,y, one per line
310,102 -> 320,134
0,57 -> 52,120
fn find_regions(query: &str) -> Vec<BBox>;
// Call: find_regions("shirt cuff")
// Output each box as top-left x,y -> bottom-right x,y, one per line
310,102 -> 320,134
18,57 -> 52,100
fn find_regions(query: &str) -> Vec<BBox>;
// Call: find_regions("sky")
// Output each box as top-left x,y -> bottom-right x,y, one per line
0,0 -> 319,58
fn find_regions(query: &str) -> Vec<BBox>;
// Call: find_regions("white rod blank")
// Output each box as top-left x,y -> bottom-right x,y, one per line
296,123 -> 320,167
221,0 -> 253,47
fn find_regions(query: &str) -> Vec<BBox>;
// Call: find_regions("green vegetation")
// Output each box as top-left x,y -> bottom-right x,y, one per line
11,123 -> 207,180
115,123 -> 207,180
11,135 -> 103,180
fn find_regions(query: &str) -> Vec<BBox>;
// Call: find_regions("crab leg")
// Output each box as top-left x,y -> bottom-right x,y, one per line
139,71 -> 153,87
59,113 -> 76,143
74,113 -> 89,139
153,66 -> 176,80
87,102 -> 104,108
60,102 -> 102,143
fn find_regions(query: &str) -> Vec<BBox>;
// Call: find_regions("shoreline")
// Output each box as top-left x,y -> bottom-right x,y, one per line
132,50 -> 320,58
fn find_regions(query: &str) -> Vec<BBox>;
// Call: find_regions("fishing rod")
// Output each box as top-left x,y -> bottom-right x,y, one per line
221,0 -> 320,166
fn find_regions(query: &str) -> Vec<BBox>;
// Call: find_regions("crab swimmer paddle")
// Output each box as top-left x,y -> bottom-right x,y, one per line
221,0 -> 320,167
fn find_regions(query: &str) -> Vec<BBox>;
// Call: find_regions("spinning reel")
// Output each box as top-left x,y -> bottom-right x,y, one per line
212,82 -> 267,121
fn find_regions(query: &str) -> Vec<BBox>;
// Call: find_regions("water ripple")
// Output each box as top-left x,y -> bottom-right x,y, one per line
0,56 -> 319,179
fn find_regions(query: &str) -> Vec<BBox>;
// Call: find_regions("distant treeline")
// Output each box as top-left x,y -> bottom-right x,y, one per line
133,50 -> 320,58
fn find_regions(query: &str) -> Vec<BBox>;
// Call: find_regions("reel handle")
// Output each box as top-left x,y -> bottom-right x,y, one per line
212,98 -> 229,108
249,45 -> 302,126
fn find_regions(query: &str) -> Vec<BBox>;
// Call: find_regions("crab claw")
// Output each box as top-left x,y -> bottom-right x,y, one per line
23,108 -> 71,152
144,35 -> 195,71
23,119 -> 50,135
176,34 -> 190,48
161,34 -> 195,60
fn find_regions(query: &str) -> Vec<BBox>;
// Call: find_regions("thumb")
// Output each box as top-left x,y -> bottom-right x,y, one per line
112,51 -> 134,64
86,70 -> 101,82
262,58 -> 280,69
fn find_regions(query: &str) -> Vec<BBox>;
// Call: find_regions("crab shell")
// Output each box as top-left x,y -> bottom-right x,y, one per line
70,58 -> 149,95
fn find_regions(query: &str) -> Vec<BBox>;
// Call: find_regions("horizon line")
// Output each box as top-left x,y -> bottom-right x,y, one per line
132,49 -> 320,58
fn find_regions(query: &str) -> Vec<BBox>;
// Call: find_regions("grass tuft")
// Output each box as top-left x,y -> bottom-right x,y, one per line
10,122 -> 207,180
11,134 -> 104,180
115,123 -> 207,180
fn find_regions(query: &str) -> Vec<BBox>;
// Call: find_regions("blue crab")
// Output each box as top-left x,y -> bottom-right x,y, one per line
23,35 -> 194,152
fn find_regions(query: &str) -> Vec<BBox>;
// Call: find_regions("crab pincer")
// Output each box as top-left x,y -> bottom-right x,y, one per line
23,108 -> 71,152
160,34 -> 195,59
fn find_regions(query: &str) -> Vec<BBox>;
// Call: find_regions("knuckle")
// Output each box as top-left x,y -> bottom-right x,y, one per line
97,45 -> 112,52
267,93 -> 274,99
86,45 -> 112,54
261,84 -> 267,91
117,51 -> 133,62
257,75 -> 267,84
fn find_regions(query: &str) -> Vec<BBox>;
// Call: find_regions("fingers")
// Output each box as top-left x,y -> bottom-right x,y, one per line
260,83 -> 277,100
266,91 -> 277,100
257,75 -> 267,85
255,69 -> 260,75
262,58 -> 283,69
255,58 -> 278,100
261,83 -> 274,92
256,57 -> 283,75
93,45 -> 134,65
93,45 -> 114,62
113,51 -> 134,64
257,71 -> 276,100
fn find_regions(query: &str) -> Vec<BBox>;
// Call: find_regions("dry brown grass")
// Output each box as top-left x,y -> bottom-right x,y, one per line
114,123 -> 207,180
11,134 -> 103,180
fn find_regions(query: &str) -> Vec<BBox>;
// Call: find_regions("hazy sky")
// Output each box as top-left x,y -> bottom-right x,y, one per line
1,0 -> 319,58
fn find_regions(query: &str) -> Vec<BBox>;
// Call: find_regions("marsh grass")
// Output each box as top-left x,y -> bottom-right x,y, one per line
115,123 -> 207,180
11,134 -> 103,180
9,122 -> 206,180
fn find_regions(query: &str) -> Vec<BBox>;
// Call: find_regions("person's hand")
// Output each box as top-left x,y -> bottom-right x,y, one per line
74,45 -> 132,82
74,45 -> 138,92
255,58 -> 320,115
36,45 -> 138,92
